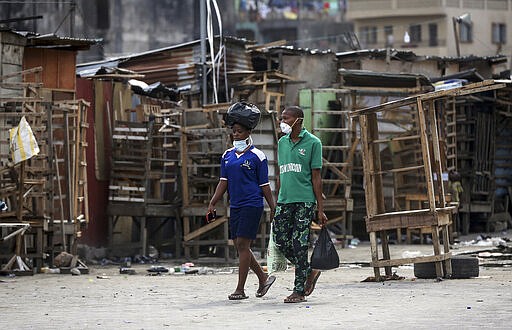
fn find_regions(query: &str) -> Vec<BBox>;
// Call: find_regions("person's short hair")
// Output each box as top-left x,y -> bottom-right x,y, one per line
284,106 -> 304,119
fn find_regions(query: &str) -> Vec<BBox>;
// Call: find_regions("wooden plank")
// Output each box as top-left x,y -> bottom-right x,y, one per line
109,196 -> 145,202
360,115 -> 375,217
428,99 -> 446,206
370,113 -> 385,214
183,216 -> 227,241
369,232 -> 380,278
350,81 -> 506,117
112,135 -> 148,140
0,66 -> 42,79
430,225 -> 444,277
373,165 -> 424,175
416,98 -> 436,211
373,135 -> 420,143
366,209 -> 453,232
113,127 -> 148,133
371,252 -> 451,267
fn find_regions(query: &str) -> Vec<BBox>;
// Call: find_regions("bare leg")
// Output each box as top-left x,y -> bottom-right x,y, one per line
248,247 -> 268,288
232,237 -> 262,293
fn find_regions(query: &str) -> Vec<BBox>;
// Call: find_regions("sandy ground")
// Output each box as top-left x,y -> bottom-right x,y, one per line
1,235 -> 512,330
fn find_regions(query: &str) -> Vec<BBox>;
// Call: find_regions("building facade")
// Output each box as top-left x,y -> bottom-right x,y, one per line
347,0 -> 511,64
0,0 -> 236,63
235,0 -> 353,51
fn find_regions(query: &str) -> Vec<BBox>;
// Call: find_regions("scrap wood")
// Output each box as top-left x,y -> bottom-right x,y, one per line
361,273 -> 405,282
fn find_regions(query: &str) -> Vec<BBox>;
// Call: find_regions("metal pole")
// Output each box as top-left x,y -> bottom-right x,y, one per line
70,0 -> 76,37
200,0 -> 207,105
452,17 -> 460,58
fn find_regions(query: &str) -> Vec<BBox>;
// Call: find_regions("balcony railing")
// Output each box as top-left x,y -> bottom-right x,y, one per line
237,0 -> 346,23
348,0 -> 510,12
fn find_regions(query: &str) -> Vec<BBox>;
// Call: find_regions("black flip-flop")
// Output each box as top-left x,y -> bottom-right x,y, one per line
228,292 -> 249,300
255,275 -> 276,298
283,293 -> 306,303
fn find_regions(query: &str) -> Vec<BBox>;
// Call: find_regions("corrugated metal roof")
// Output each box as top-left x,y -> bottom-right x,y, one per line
339,68 -> 433,89
252,45 -> 334,56
335,48 -> 508,64
27,33 -> 100,50
77,36 -> 254,93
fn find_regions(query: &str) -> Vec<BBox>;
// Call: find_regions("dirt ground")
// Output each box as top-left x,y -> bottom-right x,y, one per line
1,233 -> 511,329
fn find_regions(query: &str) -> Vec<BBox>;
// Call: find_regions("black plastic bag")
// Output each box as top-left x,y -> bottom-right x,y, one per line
225,102 -> 261,129
310,227 -> 339,270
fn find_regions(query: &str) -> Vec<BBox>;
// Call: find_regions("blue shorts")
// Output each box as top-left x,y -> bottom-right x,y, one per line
229,207 -> 264,240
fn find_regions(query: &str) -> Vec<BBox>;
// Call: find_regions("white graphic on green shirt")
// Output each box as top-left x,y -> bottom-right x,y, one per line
280,163 -> 302,173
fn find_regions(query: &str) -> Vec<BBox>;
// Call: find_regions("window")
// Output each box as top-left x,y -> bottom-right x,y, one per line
359,26 -> 378,46
492,23 -> 506,44
369,26 -> 378,44
409,24 -> 422,43
384,25 -> 394,47
429,23 -> 438,47
459,22 -> 473,43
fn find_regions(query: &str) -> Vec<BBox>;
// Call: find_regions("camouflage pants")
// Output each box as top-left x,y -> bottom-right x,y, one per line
273,202 -> 315,295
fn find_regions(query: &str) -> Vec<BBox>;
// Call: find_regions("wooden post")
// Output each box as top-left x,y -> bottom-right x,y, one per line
54,144 -> 67,252
428,100 -> 446,206
430,225 -> 444,278
64,111 -> 74,223
416,99 -> 436,211
17,162 -> 24,222
180,127 -> 190,258
442,225 -> 452,276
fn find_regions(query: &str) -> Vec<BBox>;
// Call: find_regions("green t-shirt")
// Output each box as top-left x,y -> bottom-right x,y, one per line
277,128 -> 322,203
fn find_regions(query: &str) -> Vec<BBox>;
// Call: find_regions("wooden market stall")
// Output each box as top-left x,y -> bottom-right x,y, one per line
350,80 -> 508,280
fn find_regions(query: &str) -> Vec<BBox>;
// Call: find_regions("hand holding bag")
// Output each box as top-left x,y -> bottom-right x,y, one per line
310,227 -> 339,270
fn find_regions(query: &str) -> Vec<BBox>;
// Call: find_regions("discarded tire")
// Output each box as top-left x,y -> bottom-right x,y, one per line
414,256 -> 479,279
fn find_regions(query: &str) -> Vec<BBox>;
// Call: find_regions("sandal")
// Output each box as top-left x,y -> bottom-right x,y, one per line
284,292 -> 306,303
228,292 -> 249,300
305,270 -> 321,296
256,275 -> 276,298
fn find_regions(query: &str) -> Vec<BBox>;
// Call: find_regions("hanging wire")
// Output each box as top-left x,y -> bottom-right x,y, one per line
211,0 -> 224,103
206,0 -> 217,103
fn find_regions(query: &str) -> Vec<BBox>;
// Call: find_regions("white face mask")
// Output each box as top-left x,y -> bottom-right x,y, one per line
233,136 -> 252,152
280,122 -> 292,135
280,118 -> 300,135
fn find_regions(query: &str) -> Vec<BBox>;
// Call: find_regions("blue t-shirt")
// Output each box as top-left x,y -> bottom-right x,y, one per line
220,145 -> 270,208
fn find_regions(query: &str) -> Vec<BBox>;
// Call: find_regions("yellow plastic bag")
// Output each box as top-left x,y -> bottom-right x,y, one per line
9,116 -> 40,164
266,222 -> 288,274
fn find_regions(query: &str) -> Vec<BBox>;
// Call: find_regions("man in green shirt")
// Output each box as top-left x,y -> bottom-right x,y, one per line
273,106 -> 328,303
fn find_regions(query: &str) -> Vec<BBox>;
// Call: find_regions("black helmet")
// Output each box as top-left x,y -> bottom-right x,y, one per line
225,102 -> 261,130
